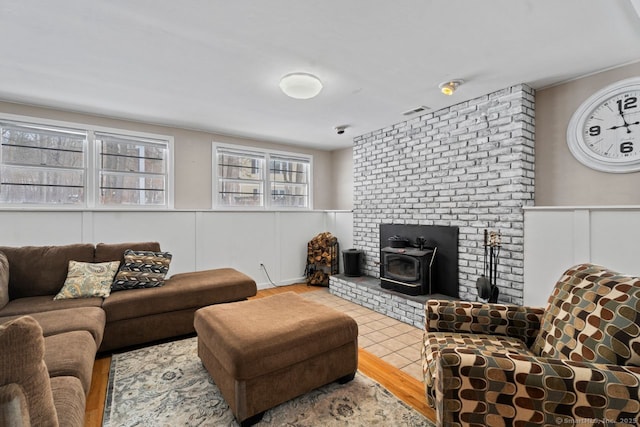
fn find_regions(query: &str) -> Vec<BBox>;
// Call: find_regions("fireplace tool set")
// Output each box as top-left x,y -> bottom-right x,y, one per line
476,229 -> 501,303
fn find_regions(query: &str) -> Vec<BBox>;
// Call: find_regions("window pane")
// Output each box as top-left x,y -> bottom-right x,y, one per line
0,165 -> 84,204
271,182 -> 308,208
218,152 -> 263,180
219,180 -> 262,206
99,136 -> 165,174
99,172 -> 165,205
1,125 -> 85,168
270,158 -> 308,184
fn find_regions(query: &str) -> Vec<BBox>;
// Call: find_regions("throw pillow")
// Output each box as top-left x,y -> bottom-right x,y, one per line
0,252 -> 8,310
111,250 -> 172,291
0,316 -> 58,426
53,260 -> 120,300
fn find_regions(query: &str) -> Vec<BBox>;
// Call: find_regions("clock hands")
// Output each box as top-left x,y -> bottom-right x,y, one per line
608,101 -> 639,133
608,122 -> 640,133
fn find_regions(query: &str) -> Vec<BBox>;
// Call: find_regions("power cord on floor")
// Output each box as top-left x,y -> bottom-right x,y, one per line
259,263 -> 281,287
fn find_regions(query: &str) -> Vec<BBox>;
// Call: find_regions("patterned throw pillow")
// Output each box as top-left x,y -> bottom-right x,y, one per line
54,260 -> 120,300
111,250 -> 172,291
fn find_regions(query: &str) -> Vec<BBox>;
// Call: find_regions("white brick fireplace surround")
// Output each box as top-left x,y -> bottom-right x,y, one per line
338,84 -> 535,307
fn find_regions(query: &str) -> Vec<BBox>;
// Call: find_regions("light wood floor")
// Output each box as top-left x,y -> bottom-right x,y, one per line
84,284 -> 436,426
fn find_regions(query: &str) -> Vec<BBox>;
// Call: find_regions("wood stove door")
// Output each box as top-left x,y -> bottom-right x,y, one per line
383,253 -> 421,283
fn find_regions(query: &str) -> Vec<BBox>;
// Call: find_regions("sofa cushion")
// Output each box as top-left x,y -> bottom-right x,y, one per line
0,244 -> 95,299
532,263 -> 640,366
54,261 -> 120,300
44,331 -> 97,394
0,307 -> 106,348
111,250 -> 172,291
93,241 -> 161,264
0,316 -> 58,426
0,295 -> 102,317
0,252 -> 8,310
102,268 -> 256,322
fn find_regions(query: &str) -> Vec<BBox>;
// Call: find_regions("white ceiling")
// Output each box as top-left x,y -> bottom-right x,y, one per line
1,0 -> 639,151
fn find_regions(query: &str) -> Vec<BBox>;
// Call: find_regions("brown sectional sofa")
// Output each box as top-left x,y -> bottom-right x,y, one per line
0,242 -> 257,426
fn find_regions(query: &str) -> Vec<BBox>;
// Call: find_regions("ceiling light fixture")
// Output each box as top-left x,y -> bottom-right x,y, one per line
279,72 -> 323,99
439,79 -> 464,96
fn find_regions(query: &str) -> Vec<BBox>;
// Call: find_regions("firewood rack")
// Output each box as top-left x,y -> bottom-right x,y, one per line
305,232 -> 339,286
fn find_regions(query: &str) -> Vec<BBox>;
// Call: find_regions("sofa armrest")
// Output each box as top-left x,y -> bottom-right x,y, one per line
425,300 -> 544,346
435,348 -> 640,426
0,384 -> 31,427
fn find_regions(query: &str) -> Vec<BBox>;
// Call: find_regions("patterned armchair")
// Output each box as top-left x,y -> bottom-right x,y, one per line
422,263 -> 640,426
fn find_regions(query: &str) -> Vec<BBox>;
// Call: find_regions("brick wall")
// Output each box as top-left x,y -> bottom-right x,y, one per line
352,84 -> 535,304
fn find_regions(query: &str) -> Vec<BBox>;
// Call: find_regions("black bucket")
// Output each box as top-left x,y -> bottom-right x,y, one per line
342,249 -> 363,277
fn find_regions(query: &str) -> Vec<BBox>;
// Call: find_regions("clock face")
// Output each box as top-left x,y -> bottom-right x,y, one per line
567,77 -> 640,173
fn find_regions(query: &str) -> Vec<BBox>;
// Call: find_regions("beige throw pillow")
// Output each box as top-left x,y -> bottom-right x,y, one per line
54,260 -> 120,300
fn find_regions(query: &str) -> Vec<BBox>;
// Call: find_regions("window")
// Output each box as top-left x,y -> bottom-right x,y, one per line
0,116 -> 172,208
214,145 -> 311,209
96,133 -> 168,206
0,122 -> 86,205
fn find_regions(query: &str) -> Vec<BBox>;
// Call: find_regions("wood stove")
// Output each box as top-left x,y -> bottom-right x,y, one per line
379,224 -> 459,298
380,246 -> 436,295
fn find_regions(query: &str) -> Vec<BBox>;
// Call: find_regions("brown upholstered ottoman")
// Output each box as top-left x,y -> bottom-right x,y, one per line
194,292 -> 358,426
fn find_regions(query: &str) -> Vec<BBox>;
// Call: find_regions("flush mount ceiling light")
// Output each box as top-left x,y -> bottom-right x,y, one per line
279,72 -> 323,99
439,79 -> 464,96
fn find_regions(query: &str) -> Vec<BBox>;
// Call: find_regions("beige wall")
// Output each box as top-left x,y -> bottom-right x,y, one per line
535,61 -> 640,206
0,101 -> 336,209
330,147 -> 353,210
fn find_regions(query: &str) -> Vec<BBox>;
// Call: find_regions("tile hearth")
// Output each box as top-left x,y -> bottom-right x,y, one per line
329,274 -> 456,329
301,288 -> 424,381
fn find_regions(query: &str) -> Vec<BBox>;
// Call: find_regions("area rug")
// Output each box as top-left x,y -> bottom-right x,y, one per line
103,336 -> 433,426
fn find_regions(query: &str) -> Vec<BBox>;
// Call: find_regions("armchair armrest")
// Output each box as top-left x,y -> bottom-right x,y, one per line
435,348 -> 640,426
425,300 -> 544,347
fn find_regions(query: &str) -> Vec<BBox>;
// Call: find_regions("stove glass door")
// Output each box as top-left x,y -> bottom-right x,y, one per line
384,254 -> 420,282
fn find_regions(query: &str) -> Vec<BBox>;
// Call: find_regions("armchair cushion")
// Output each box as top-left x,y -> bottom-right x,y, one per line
531,263 -> 640,366
422,331 -> 534,407
435,347 -> 640,426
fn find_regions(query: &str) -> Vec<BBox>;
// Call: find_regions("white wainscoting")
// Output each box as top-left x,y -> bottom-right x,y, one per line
524,206 -> 640,307
0,209 -> 354,289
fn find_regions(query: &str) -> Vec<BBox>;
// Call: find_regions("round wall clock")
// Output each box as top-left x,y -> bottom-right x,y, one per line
567,77 -> 640,173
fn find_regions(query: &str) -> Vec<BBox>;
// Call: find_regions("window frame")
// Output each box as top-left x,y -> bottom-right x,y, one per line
212,143 -> 313,211
0,112 -> 174,210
